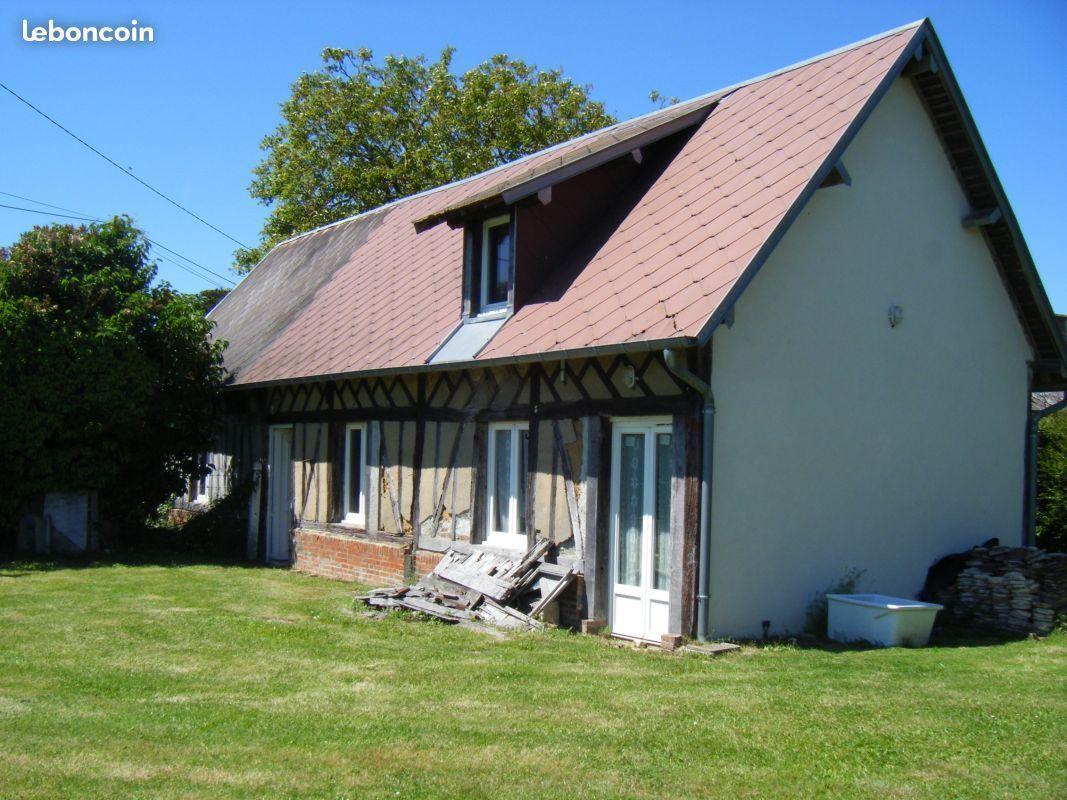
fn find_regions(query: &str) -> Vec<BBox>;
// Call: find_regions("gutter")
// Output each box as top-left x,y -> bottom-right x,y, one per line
1025,394 -> 1067,546
663,348 -> 714,642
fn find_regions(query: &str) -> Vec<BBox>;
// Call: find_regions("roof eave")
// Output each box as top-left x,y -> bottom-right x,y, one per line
694,19 -> 1067,386
223,334 -> 700,391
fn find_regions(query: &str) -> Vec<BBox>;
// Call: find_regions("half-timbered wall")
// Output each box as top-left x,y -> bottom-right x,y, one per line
193,349 -> 701,632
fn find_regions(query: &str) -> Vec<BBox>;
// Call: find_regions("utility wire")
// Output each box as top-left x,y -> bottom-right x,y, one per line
0,190 -> 233,284
0,198 -> 233,288
0,80 -> 250,250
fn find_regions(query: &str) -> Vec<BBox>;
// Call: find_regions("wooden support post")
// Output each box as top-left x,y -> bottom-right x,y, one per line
470,420 -> 487,544
581,415 -> 610,622
525,366 -> 541,548
367,420 -> 381,532
256,421 -> 270,561
669,409 -> 700,637
410,375 -> 427,550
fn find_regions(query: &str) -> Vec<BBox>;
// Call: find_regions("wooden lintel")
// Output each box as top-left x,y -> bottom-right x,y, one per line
962,206 -> 1002,228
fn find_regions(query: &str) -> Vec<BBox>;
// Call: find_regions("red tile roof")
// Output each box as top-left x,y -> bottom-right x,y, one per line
216,23 -> 923,386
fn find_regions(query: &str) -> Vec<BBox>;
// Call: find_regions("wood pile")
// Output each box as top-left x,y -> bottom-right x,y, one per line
358,538 -> 576,631
923,544 -> 1067,635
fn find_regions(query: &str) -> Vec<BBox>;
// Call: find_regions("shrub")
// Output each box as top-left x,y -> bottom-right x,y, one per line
804,568 -> 866,638
1036,408 -> 1067,553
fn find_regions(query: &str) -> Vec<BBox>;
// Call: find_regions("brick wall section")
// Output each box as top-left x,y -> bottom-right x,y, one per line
414,550 -> 444,579
292,527 -> 445,586
293,528 -> 406,586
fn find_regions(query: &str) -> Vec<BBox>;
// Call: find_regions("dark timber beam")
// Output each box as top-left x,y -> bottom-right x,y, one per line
581,415 -> 610,622
962,206 -> 1002,228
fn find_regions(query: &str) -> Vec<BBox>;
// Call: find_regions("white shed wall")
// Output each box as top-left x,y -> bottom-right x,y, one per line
707,78 -> 1033,638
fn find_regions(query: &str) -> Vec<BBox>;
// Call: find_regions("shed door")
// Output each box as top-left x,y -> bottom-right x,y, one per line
610,419 -> 672,643
266,426 -> 293,563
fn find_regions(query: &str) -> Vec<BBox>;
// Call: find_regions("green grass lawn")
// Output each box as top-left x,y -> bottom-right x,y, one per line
0,558 -> 1063,799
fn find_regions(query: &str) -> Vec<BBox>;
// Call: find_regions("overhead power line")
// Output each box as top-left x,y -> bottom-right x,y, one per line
0,196 -> 234,288
0,79 -> 250,250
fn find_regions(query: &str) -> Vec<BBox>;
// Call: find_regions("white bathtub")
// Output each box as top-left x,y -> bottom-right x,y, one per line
826,594 -> 943,647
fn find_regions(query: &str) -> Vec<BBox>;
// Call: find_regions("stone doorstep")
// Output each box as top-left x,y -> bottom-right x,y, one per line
682,642 -> 742,657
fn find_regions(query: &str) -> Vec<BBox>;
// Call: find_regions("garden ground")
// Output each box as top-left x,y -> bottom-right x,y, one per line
0,557 -> 1063,799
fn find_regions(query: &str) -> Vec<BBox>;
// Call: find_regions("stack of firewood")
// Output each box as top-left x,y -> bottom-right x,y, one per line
358,538 -> 575,631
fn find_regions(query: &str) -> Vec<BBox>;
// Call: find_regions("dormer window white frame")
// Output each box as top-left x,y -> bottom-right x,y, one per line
343,422 -> 367,526
478,214 -> 513,316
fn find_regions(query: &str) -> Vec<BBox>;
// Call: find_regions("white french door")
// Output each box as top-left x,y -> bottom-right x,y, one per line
609,418 -> 673,642
266,425 -> 293,563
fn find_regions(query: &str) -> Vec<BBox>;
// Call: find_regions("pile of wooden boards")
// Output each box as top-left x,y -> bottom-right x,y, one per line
358,539 -> 576,631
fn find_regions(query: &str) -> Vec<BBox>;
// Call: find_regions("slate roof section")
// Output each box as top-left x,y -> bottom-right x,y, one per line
211,20 -> 1062,389
479,28 -> 916,358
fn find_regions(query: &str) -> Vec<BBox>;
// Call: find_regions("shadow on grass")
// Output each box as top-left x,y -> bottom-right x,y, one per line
735,626 -> 1036,653
0,548 -> 270,578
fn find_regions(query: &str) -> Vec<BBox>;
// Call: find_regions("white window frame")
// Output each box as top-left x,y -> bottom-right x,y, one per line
343,422 -> 367,526
485,421 -> 529,550
478,214 -> 512,316
191,452 -> 210,505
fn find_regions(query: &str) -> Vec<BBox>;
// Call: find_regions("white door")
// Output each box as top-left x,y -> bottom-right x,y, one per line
610,418 -> 673,642
266,426 -> 293,563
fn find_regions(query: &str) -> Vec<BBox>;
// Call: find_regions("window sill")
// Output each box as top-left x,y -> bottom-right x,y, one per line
468,308 -> 508,322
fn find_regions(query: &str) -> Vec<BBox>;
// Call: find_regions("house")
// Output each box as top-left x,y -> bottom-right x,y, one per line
198,19 -> 1066,642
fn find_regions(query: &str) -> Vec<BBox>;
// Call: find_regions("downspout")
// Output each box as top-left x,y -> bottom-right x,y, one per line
663,348 -> 714,641
1026,395 -> 1067,546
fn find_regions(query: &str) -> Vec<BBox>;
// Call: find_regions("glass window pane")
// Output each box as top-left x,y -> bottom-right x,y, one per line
653,432 -> 672,591
347,428 -> 362,517
616,433 -> 644,587
486,223 -> 510,306
492,429 -> 511,532
516,429 -> 528,535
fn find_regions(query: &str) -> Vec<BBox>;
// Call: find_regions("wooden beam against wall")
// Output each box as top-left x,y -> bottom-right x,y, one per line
581,415 -> 609,621
367,421 -> 381,531
410,374 -> 427,550
525,366 -> 541,548
470,421 -> 487,545
668,410 -> 700,637
552,418 -> 583,558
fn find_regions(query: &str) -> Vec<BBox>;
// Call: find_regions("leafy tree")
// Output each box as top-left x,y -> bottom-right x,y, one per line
1036,407 -> 1067,552
193,287 -> 229,315
236,47 -> 616,272
0,218 -> 226,538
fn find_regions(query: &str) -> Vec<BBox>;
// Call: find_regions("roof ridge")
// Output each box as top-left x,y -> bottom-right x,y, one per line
247,20 -> 926,256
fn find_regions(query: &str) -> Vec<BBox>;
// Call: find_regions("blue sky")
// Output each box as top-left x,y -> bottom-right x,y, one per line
2,1 -> 1064,307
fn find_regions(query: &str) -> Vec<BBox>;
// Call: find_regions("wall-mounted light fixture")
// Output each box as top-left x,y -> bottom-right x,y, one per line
623,364 -> 636,389
888,304 -> 904,328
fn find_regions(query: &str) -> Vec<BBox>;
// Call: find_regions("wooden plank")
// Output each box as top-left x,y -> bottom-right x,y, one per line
396,420 -> 406,532
582,415 -> 609,620
430,421 -> 466,539
436,562 -> 512,602
531,569 -> 575,617
525,366 -> 541,548
448,426 -> 460,541
367,421 -> 381,531
379,425 -> 403,533
552,419 -> 583,554
410,374 -> 427,550
470,420 -> 487,544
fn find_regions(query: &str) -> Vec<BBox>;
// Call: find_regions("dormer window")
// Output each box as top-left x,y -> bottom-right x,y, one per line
480,214 -> 512,313
464,212 -> 513,318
